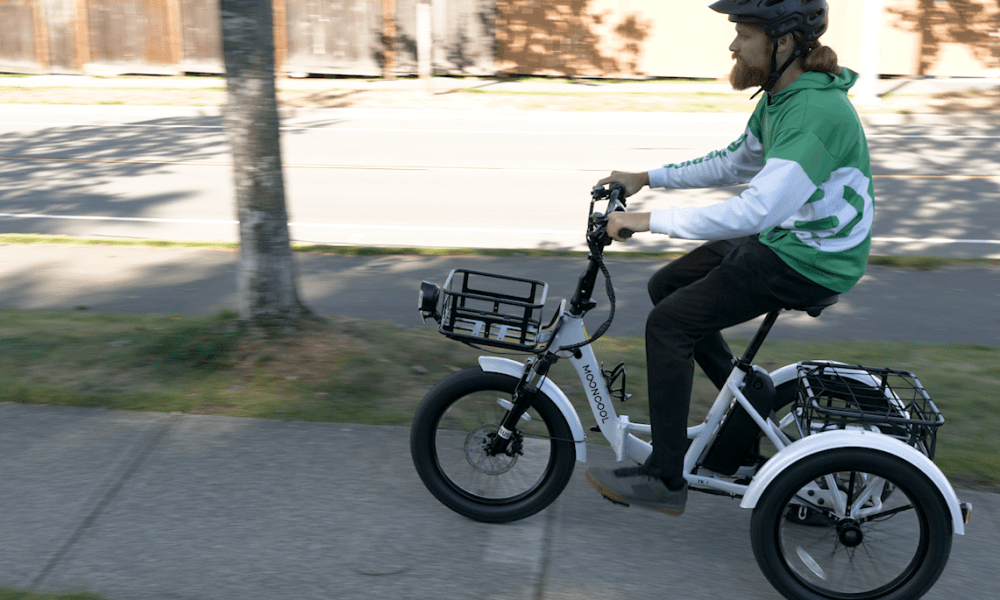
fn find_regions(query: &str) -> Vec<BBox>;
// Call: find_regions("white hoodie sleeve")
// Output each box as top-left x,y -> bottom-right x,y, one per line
648,158 -> 818,240
647,128 -> 766,189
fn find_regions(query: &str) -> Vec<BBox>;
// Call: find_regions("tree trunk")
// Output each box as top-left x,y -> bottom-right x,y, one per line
220,0 -> 316,333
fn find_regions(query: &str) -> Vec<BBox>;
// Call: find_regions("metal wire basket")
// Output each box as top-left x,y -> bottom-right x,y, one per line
438,269 -> 548,351
794,361 -> 944,458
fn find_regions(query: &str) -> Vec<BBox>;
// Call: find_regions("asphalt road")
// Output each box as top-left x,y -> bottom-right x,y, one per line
1,105 -> 998,258
1,244 -> 998,345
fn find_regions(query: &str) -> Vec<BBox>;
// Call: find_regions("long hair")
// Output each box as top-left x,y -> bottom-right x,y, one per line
797,37 -> 841,75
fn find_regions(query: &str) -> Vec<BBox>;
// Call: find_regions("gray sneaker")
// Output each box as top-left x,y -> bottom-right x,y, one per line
586,466 -> 687,516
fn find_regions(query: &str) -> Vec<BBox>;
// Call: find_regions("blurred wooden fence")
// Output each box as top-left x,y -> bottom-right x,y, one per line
1,0 -> 996,78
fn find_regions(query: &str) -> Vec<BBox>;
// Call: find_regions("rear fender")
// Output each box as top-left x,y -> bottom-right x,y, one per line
740,429 -> 965,535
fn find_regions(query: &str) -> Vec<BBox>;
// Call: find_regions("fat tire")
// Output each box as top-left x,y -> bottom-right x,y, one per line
750,448 -> 952,600
410,367 -> 576,523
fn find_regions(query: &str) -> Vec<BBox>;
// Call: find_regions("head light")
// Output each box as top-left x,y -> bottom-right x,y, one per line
418,281 -> 441,322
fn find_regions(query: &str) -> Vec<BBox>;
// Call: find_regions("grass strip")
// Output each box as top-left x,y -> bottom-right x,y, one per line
1,308 -> 997,491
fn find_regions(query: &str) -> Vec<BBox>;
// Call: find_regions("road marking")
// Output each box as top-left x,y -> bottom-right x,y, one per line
0,155 -> 598,173
0,213 -> 237,225
3,212 -> 998,245
871,174 -> 1000,179
868,134 -> 1000,140
0,155 -> 997,178
0,121 -> 998,139
0,155 -> 230,166
871,236 -> 1000,245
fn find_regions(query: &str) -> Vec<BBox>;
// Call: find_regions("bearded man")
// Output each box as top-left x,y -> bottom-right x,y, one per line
586,0 -> 874,516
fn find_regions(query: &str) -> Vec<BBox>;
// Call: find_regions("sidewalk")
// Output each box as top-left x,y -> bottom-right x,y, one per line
2,401 -> 998,600
3,73 -> 998,117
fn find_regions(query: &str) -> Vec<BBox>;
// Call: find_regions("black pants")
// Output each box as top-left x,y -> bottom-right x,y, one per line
641,236 -> 836,482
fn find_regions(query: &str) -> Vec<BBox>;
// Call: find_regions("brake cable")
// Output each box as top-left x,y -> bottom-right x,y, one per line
556,223 -> 618,353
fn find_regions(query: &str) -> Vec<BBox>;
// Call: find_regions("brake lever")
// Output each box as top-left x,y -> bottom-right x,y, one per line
591,185 -> 609,200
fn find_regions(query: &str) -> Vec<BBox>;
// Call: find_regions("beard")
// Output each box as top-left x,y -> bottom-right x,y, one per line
729,56 -> 771,91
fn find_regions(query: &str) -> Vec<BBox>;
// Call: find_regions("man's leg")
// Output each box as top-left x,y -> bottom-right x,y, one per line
647,237 -> 757,390
643,241 -> 837,485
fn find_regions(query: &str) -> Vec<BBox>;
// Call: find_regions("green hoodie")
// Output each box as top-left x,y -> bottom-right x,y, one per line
648,68 -> 873,293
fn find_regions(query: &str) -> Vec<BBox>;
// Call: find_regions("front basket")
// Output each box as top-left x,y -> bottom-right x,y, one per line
438,269 -> 548,351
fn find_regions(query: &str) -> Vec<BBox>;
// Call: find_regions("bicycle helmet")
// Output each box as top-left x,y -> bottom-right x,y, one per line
710,0 -> 829,94
710,0 -> 828,42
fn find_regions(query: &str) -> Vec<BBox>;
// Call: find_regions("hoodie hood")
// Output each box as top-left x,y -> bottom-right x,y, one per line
776,68 -> 858,97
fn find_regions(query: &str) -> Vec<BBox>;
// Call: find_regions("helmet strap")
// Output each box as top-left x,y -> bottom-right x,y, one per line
750,39 -> 807,100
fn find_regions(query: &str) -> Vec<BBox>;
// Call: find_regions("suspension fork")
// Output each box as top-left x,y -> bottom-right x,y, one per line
487,352 -> 559,455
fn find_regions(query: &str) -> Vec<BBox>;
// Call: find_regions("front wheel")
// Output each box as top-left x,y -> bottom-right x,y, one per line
751,448 -> 952,600
410,367 -> 577,523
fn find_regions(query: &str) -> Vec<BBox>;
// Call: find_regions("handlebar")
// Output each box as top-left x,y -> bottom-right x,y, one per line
589,182 -> 629,247
591,182 -> 627,212
559,182 -> 630,350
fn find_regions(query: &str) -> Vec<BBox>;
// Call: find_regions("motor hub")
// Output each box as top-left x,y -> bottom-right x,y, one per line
836,519 -> 864,547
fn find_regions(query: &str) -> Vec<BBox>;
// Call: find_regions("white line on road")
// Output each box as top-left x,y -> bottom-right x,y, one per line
3,212 -> 999,245
0,213 -> 237,225
1,122 -> 997,139
1,155 -> 996,178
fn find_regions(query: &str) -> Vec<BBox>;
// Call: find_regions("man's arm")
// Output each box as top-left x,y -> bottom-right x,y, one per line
607,158 -> 818,243
650,158 -> 817,239
595,128 -> 765,201
648,128 -> 765,190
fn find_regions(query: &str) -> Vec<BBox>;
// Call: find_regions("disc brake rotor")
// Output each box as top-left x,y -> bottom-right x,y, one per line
464,426 -> 522,474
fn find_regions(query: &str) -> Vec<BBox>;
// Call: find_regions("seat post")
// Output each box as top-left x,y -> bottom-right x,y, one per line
734,309 -> 781,372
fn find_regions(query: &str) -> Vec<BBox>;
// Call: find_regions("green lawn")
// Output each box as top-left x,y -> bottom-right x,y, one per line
2,308 -> 997,490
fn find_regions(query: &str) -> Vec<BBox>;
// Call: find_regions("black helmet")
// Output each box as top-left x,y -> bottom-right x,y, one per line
710,0 -> 828,42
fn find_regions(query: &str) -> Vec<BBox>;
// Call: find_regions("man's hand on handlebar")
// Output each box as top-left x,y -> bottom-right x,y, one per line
596,171 -> 649,198
607,212 -> 650,243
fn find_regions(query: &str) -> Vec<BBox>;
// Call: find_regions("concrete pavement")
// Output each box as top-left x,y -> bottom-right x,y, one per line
2,402 -> 999,600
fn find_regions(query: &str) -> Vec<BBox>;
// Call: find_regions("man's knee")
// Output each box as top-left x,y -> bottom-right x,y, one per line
645,303 -> 687,342
648,265 -> 682,305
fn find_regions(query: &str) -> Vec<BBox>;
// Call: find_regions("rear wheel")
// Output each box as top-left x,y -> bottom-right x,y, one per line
410,367 -> 576,523
751,448 -> 952,600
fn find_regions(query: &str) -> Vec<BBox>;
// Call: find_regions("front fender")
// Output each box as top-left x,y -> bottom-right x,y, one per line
740,430 -> 965,535
478,356 -> 587,463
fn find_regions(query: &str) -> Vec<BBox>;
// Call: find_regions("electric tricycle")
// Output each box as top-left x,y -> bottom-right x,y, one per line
410,184 -> 971,600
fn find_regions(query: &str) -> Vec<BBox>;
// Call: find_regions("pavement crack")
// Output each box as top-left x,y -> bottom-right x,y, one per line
533,503 -> 560,600
29,414 -> 179,590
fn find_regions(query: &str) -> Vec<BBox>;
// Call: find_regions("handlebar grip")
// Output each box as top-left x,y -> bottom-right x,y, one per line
619,228 -> 634,239
609,182 -> 627,205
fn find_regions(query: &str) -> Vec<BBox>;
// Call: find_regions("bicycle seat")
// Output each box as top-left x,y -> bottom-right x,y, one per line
789,295 -> 839,318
